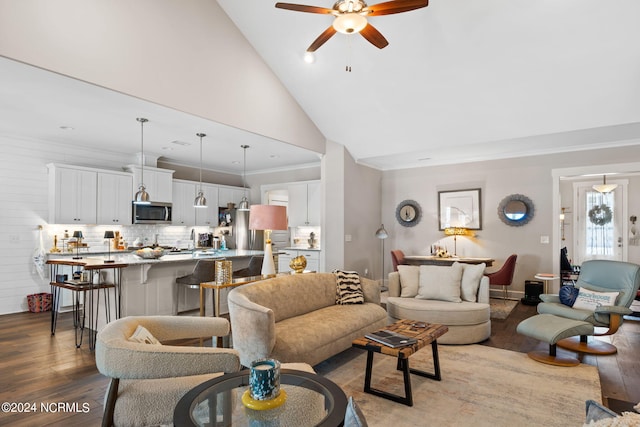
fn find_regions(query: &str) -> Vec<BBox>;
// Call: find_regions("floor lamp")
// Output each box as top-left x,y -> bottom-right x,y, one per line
249,205 -> 288,275
375,224 -> 389,291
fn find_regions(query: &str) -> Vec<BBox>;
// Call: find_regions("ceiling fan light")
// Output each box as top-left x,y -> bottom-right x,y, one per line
304,51 -> 315,63
333,13 -> 367,34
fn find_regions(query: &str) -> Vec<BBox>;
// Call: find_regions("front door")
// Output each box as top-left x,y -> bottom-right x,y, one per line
573,179 -> 628,264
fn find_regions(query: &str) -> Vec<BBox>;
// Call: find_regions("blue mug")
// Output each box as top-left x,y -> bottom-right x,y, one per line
249,358 -> 281,401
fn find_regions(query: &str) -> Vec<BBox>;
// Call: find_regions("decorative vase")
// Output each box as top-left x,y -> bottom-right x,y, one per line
289,255 -> 307,273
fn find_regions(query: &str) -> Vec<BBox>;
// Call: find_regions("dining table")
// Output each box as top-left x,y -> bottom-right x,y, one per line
403,255 -> 494,267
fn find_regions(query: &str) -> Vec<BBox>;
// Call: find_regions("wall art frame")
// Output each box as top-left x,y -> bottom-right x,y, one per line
438,188 -> 482,230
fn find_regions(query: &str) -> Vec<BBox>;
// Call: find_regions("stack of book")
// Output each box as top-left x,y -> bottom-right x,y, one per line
365,330 -> 417,348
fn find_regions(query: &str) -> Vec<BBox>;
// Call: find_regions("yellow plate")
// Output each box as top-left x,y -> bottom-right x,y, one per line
241,389 -> 287,410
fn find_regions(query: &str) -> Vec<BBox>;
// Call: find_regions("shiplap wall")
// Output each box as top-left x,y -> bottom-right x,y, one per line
0,135 -> 138,313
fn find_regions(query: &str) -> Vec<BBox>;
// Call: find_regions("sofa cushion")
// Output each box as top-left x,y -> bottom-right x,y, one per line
398,265 -> 420,297
272,303 -> 386,366
387,296 -> 490,326
416,264 -> 463,303
460,263 -> 486,302
334,270 -> 364,305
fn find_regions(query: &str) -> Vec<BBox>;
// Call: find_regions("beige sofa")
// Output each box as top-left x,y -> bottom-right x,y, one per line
228,272 -> 387,367
386,263 -> 491,344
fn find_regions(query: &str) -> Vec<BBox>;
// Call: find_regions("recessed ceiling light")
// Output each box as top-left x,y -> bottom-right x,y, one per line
170,140 -> 191,146
269,154 -> 279,159
231,161 -> 240,165
418,157 -> 431,161
59,126 -> 74,131
161,146 -> 173,151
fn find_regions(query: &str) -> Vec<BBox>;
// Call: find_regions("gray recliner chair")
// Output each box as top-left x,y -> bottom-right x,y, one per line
537,259 -> 640,355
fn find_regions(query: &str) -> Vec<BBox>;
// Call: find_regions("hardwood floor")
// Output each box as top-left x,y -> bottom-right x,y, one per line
0,303 -> 638,426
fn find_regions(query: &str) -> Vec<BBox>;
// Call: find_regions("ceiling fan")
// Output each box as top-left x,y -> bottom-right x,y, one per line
275,0 -> 429,52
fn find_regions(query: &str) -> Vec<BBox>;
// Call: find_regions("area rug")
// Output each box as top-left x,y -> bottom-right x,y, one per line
316,344 -> 600,427
489,298 -> 519,319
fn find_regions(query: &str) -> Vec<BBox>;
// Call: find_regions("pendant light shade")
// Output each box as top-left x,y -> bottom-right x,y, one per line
238,144 -> 251,211
194,133 -> 207,208
133,117 -> 151,204
593,175 -> 618,193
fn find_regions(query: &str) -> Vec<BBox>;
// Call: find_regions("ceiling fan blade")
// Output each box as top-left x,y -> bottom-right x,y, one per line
307,26 -> 338,52
366,0 -> 428,16
360,23 -> 389,49
275,2 -> 335,14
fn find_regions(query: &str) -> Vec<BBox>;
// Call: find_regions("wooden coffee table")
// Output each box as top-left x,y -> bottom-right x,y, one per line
352,319 -> 448,406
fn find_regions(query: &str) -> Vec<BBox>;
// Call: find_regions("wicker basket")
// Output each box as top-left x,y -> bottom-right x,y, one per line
27,293 -> 52,313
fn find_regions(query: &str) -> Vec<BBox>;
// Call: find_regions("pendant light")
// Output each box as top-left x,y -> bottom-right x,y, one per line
238,144 -> 251,211
593,175 -> 618,193
133,117 -> 150,204
194,133 -> 207,207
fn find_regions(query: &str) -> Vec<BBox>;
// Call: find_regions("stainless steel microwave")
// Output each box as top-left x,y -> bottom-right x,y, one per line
132,202 -> 172,224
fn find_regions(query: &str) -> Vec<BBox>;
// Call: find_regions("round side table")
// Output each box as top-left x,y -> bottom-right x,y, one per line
534,274 -> 560,294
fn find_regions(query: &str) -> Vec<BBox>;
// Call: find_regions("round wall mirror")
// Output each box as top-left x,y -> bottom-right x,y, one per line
498,194 -> 534,226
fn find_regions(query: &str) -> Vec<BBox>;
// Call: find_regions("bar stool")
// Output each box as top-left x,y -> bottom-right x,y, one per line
233,256 -> 264,278
175,259 -> 218,315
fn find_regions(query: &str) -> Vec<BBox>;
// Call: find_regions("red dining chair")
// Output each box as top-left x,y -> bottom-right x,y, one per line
391,250 -> 405,272
486,254 -> 517,300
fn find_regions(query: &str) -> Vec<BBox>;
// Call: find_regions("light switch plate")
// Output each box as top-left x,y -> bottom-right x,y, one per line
540,235 -> 550,244
345,234 -> 352,242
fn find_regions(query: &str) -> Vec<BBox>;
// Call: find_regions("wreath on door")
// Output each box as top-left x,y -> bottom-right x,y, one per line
588,204 -> 612,226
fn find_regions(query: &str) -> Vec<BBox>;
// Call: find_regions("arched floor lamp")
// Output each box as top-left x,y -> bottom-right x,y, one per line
375,224 -> 389,291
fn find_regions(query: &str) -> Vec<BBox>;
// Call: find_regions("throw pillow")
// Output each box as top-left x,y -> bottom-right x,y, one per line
416,263 -> 463,303
559,285 -> 580,307
398,265 -> 420,297
128,325 -> 161,345
460,263 -> 486,302
584,400 -> 618,424
344,396 -> 368,427
334,270 -> 364,305
572,288 -> 619,311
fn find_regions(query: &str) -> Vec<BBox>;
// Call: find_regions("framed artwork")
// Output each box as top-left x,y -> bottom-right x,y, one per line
438,188 -> 482,230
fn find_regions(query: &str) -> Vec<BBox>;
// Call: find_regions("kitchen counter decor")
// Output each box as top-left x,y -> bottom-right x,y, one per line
133,247 -> 167,259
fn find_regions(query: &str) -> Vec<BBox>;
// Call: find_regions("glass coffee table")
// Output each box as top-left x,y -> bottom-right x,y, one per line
173,369 -> 347,427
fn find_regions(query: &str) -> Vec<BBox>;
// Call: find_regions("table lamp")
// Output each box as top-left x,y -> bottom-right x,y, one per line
104,231 -> 115,263
249,205 -> 288,275
444,227 -> 468,256
72,230 -> 83,259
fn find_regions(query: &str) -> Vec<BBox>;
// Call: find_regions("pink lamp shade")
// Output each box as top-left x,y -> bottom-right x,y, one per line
249,205 -> 288,231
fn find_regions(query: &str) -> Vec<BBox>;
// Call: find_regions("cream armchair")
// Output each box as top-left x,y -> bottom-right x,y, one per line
95,316 -> 241,427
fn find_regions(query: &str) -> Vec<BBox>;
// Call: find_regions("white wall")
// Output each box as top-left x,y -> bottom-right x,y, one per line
382,145 -> 640,298
0,0 -> 326,155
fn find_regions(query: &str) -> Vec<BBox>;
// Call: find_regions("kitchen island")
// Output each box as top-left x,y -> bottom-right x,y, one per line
47,249 -> 265,322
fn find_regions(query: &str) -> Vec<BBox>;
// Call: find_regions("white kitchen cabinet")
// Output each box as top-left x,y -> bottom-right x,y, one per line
195,183 -> 219,226
287,181 -> 321,226
277,249 -> 320,273
218,186 -> 248,208
126,165 -> 174,203
97,171 -> 132,225
47,164 -> 97,224
172,180 -> 196,226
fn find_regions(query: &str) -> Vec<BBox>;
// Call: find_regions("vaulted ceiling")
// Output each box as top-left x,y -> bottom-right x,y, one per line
218,0 -> 640,169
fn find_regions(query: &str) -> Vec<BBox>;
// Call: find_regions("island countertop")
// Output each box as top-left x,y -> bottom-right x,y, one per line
47,249 -> 265,265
